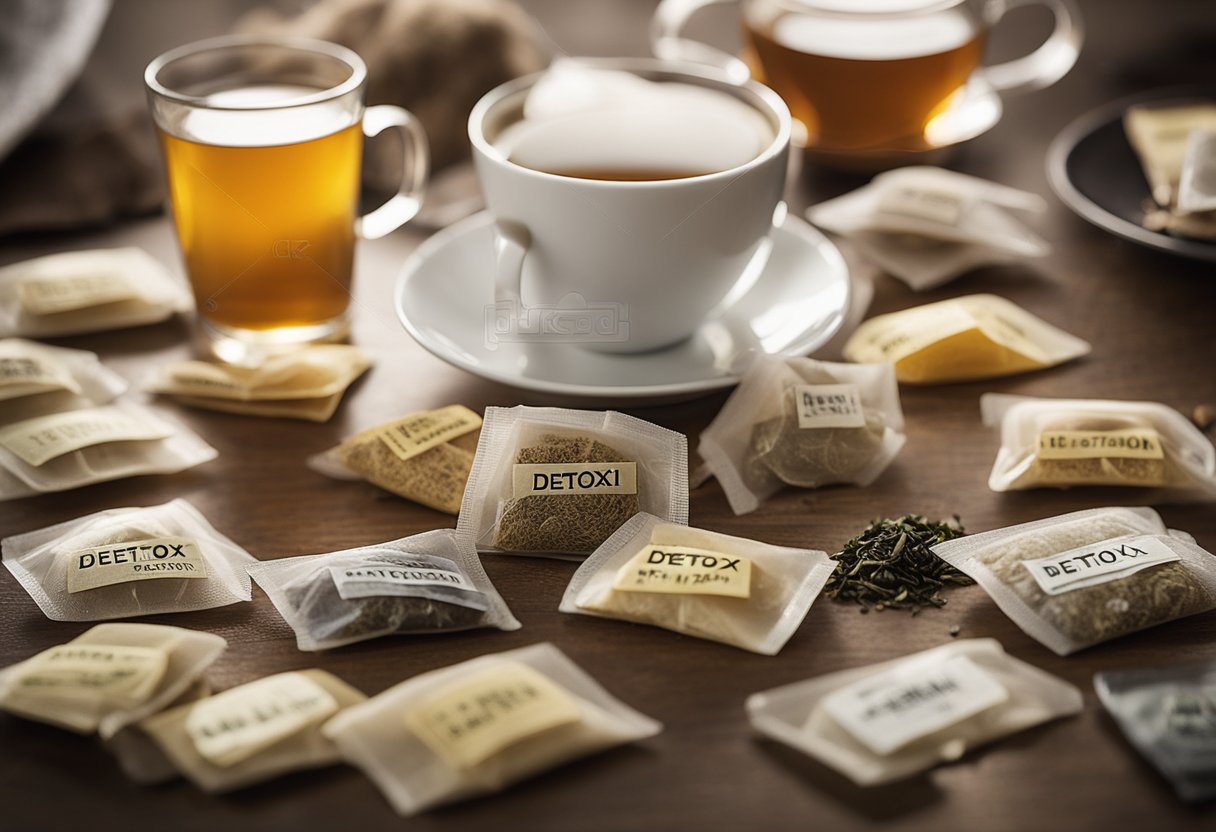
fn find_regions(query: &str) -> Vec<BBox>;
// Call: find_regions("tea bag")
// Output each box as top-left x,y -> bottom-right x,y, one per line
3,498 -> 255,621
0,338 -> 127,417
931,507 -> 1216,655
1095,660 -> 1216,802
843,294 -> 1090,384
0,401 -> 217,500
1178,130 -> 1216,215
0,622 -> 226,738
0,248 -> 192,337
457,406 -> 688,558
248,529 -> 520,651
1124,103 -> 1216,209
698,355 -> 904,515
322,642 -> 661,816
104,679 -> 211,785
806,167 -> 1049,290
138,669 -> 365,793
746,639 -> 1082,786
145,345 -> 372,423
560,512 -> 836,655
309,404 -> 482,514
982,393 -> 1216,501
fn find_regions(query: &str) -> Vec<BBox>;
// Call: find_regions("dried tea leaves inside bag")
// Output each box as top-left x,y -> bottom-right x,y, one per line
843,294 -> 1090,385
309,404 -> 482,514
932,507 -> 1216,655
3,498 -> 255,621
248,529 -> 519,651
0,622 -> 226,737
747,639 -> 1081,785
561,512 -> 836,655
322,642 -> 660,816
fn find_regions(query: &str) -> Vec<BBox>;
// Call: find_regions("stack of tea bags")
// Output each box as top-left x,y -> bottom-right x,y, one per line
806,167 -> 1050,290
1125,102 -> 1216,239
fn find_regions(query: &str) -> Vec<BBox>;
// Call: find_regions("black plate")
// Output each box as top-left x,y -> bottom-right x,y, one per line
1047,88 -> 1216,262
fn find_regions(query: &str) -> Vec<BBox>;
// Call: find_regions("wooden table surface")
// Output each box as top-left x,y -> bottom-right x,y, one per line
1,1 -> 1214,830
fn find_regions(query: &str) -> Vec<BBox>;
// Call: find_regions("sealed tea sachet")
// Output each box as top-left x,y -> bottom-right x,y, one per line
843,295 -> 1090,384
932,507 -> 1216,655
139,669 -> 365,793
1095,660 -> 1216,802
322,642 -> 660,816
982,394 -> 1216,501
0,401 -> 217,500
1178,130 -> 1216,215
560,513 -> 836,654
0,339 -> 127,421
309,404 -> 482,514
698,355 -> 904,515
0,247 -> 192,337
0,623 -> 226,738
1125,103 -> 1216,240
746,639 -> 1081,785
248,529 -> 519,651
105,679 -> 211,785
458,406 -> 688,558
3,498 -> 255,621
145,345 -> 372,423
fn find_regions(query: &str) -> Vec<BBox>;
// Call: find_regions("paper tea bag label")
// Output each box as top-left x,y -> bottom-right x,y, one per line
1021,534 -> 1182,596
875,186 -> 968,226
511,461 -> 638,498
0,406 -> 173,466
17,271 -> 139,315
375,405 -> 482,462
404,662 -> 582,771
12,644 -> 168,706
67,536 -> 208,593
1036,428 -> 1165,461
612,545 -> 753,599
795,384 -> 866,429
0,348 -> 77,396
328,554 -> 482,603
185,672 -> 340,768
823,654 -> 1009,756
856,302 -> 976,364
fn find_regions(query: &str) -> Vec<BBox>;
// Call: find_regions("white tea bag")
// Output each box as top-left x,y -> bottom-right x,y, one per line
746,639 -> 1081,785
560,512 -> 836,655
0,401 -> 217,499
139,669 -> 365,793
145,345 -> 372,423
843,294 -> 1090,384
457,406 -> 688,558
0,338 -> 126,414
3,498 -> 255,621
0,248 -> 192,337
0,623 -> 226,738
1095,660 -> 1216,803
931,507 -> 1216,655
841,231 -> 1022,291
104,679 -> 210,785
248,529 -> 520,651
1124,103 -> 1216,208
1178,130 -> 1216,215
322,642 -> 661,816
982,393 -> 1216,501
698,355 -> 905,515
309,404 -> 483,514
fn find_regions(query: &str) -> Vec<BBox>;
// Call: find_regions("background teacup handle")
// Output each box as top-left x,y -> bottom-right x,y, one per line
494,220 -> 531,313
356,105 -> 430,240
650,0 -> 751,84
982,0 -> 1084,94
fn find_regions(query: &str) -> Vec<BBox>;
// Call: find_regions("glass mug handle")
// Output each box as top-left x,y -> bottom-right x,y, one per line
356,105 -> 430,240
650,0 -> 751,84
981,0 -> 1084,94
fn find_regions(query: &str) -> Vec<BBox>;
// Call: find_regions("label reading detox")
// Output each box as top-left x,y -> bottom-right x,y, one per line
67,536 -> 208,593
1036,428 -> 1164,460
612,545 -> 752,599
795,383 -> 866,429
18,272 -> 138,315
0,406 -> 172,466
375,405 -> 482,462
14,643 -> 168,706
1021,534 -> 1182,596
511,461 -> 638,498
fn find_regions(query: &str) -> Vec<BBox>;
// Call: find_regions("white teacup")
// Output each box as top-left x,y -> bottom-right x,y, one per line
468,59 -> 791,353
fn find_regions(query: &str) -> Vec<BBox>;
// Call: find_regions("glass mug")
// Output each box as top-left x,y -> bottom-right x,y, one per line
652,0 -> 1083,158
146,36 -> 428,365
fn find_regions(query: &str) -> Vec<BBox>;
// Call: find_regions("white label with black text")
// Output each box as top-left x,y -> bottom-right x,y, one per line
795,384 -> 866,429
328,554 -> 481,601
1021,534 -> 1181,596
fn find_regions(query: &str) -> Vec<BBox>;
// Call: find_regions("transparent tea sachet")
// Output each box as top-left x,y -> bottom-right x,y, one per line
1178,130 -> 1216,215
322,642 -> 661,816
104,679 -> 210,785
698,355 -> 905,515
560,512 -> 836,655
248,529 -> 520,651
0,247 -> 192,337
932,507 -> 1216,655
1124,103 -> 1216,208
309,404 -> 482,514
0,401 -> 217,500
0,622 -> 226,738
746,639 -> 1081,785
138,669 -> 366,793
982,394 -> 1216,501
843,294 -> 1090,384
3,498 -> 255,621
1095,660 -> 1216,803
0,338 -> 126,415
457,406 -> 688,558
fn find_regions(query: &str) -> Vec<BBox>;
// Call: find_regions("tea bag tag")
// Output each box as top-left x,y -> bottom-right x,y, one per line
794,383 -> 866,429
67,536 -> 209,593
875,185 -> 973,227
374,404 -> 482,462
17,270 -> 139,316
9,643 -> 169,707
1021,534 -> 1183,596
1036,427 -> 1164,461
612,544 -> 753,599
327,553 -> 488,611
0,406 -> 173,467
0,341 -> 80,400
511,461 -> 638,497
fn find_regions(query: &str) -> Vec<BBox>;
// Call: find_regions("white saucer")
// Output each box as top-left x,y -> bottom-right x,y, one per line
395,211 -> 850,403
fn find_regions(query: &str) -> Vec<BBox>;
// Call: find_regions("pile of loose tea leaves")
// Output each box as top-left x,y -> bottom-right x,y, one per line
826,515 -> 973,613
